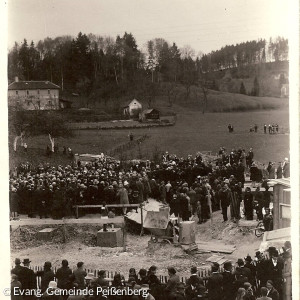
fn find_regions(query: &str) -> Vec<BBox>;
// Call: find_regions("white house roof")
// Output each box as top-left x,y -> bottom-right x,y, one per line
124,99 -> 142,107
8,80 -> 60,90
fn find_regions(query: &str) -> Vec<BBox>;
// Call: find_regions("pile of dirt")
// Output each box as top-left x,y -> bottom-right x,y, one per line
10,224 -> 101,250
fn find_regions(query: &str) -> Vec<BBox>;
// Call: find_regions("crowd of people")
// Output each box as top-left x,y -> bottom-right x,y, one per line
227,124 -> 280,134
11,240 -> 291,300
9,148 -> 289,223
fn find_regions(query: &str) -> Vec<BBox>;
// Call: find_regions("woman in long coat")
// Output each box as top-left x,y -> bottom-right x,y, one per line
117,183 -> 129,214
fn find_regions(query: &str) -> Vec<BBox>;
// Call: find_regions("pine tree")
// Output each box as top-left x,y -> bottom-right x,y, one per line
252,77 -> 260,96
240,81 -> 246,94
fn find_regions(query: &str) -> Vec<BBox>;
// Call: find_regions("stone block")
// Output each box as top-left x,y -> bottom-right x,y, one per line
179,221 -> 196,245
97,228 -> 123,247
37,228 -> 56,241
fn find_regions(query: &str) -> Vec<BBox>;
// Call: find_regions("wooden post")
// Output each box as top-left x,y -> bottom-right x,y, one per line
123,217 -> 127,252
140,203 -> 144,236
76,206 -> 79,219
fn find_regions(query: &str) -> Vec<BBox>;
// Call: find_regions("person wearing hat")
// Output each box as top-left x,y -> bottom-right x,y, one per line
36,261 -> 55,293
11,258 -> 25,283
222,261 -> 235,300
265,250 -> 284,296
207,263 -> 223,300
244,256 -> 256,286
9,187 -> 21,220
19,259 -> 36,299
235,258 -> 251,282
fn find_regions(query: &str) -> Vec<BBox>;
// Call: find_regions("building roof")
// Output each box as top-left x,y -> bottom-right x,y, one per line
8,81 -> 60,90
123,99 -> 141,108
59,98 -> 73,103
142,108 -> 159,114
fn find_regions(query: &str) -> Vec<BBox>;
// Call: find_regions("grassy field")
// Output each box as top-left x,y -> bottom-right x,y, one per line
9,102 -> 289,170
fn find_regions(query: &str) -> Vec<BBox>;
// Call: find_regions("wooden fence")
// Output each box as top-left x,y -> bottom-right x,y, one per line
25,265 -> 214,289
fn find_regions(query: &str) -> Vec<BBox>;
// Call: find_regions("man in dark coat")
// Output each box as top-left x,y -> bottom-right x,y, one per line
206,263 -> 223,300
165,267 -> 180,298
18,259 -> 36,299
222,261 -> 235,300
11,258 -> 25,281
266,280 -> 280,300
55,259 -> 73,290
36,261 -> 54,293
265,251 -> 283,295
219,184 -> 230,221
235,259 -> 252,281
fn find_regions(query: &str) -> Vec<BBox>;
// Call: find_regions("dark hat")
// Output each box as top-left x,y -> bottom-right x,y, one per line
268,246 -> 277,253
244,255 -> 252,262
255,251 -> 262,258
15,258 -> 21,265
44,261 -> 52,268
22,258 -> 31,264
223,261 -> 232,269
139,269 -> 147,276
236,258 -> 244,265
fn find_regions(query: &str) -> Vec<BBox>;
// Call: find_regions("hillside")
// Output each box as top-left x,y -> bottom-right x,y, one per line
205,61 -> 289,97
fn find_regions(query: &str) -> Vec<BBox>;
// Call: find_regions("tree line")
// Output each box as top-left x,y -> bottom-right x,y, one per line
8,33 -> 288,103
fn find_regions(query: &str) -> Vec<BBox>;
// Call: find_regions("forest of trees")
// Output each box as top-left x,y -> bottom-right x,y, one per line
8,33 -> 288,103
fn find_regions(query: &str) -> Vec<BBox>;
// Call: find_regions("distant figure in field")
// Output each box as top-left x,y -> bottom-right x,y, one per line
282,158 -> 290,178
268,124 -> 272,134
276,162 -> 283,179
264,124 -> 267,134
254,124 -> 258,132
275,124 -> 279,133
129,132 -> 134,141
228,124 -> 233,133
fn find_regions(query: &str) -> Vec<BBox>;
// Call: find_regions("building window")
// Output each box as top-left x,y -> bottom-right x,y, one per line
16,91 -> 18,95
48,89 -> 50,95
27,90 -> 29,96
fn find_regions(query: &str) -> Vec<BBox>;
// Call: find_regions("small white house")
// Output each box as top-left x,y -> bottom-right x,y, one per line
123,99 -> 142,117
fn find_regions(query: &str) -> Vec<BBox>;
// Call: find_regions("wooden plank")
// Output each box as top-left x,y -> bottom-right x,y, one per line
196,241 -> 236,254
238,220 -> 258,227
206,255 -> 224,263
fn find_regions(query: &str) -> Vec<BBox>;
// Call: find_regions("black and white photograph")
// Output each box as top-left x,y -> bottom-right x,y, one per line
1,0 -> 299,299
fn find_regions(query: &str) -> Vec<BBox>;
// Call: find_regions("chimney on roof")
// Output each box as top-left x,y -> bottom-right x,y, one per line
15,76 -> 19,82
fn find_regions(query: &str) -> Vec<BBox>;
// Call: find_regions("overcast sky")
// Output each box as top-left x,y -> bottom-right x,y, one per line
7,0 -> 290,53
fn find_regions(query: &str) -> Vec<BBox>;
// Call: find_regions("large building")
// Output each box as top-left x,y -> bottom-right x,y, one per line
8,77 -> 60,110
